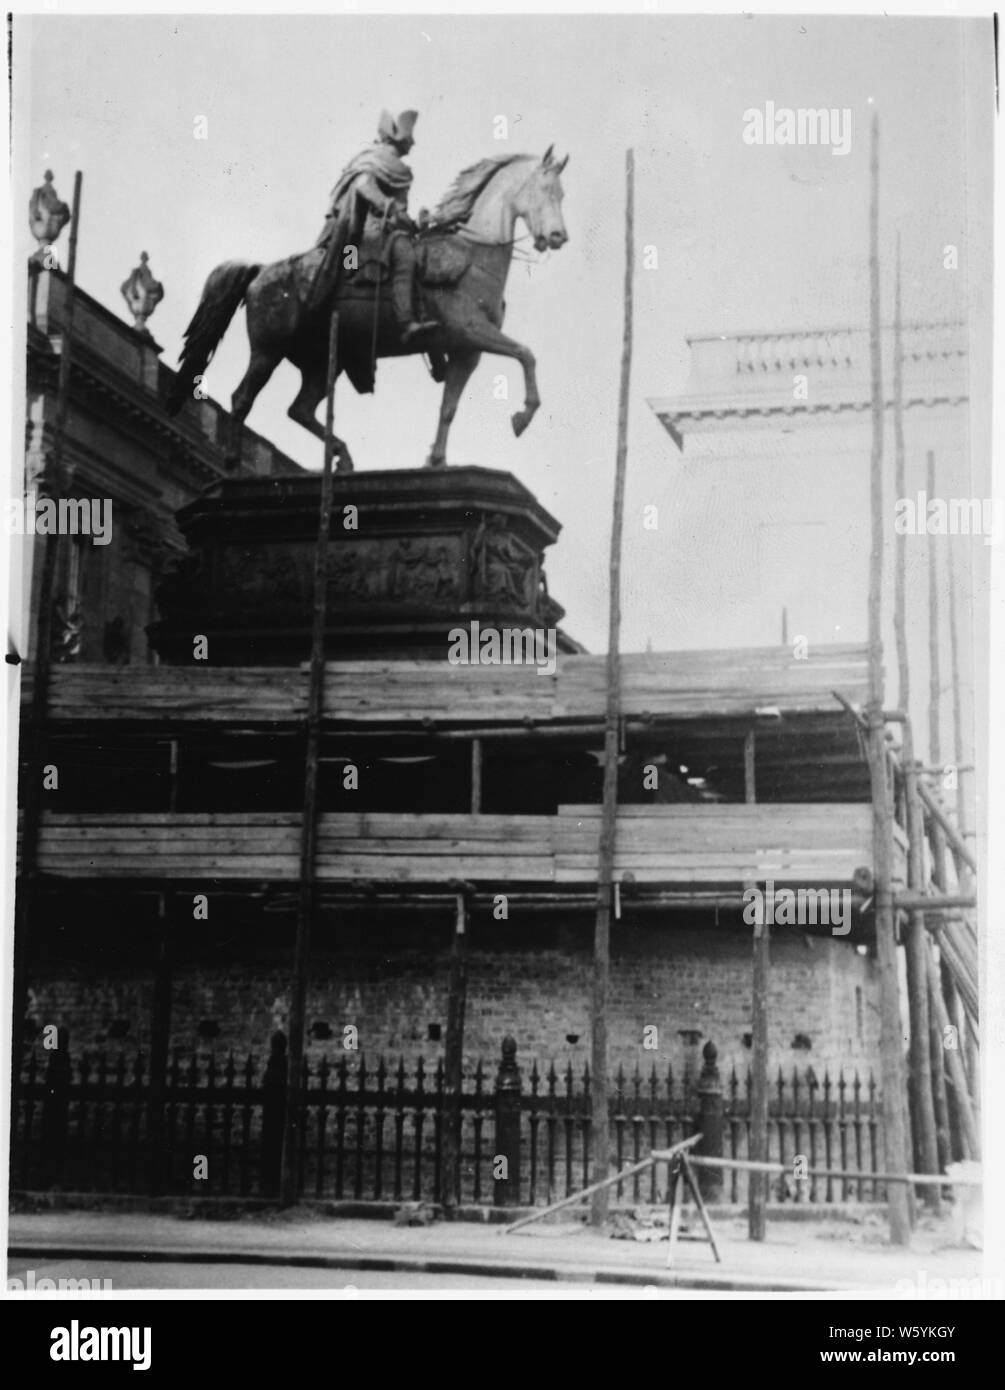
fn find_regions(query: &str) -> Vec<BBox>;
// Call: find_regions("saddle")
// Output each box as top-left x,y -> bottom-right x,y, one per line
342,228 -> 472,289
417,233 -> 471,287
348,228 -> 395,286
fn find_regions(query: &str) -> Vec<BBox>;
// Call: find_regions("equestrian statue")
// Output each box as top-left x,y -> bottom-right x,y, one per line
167,110 -> 569,471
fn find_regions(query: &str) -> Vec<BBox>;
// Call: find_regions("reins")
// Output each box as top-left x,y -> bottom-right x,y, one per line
364,160 -> 554,365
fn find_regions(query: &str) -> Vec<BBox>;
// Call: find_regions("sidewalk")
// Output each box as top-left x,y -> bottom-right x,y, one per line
7,1207 -> 986,1293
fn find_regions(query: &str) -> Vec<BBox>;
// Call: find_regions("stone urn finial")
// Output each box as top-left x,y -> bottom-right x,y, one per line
28,169 -> 71,265
120,251 -> 165,337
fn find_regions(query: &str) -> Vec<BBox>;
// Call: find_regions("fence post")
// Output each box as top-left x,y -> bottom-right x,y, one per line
261,1032 -> 288,1200
493,1035 -> 522,1207
694,1040 -> 724,1202
442,887 -> 470,1214
147,893 -> 174,1198
40,1032 -> 71,1188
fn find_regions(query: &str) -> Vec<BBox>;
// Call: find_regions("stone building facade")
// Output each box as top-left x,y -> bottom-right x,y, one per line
19,263 -> 302,665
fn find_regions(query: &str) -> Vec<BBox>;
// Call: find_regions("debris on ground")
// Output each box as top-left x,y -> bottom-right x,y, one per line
393,1201 -> 439,1227
607,1209 -> 672,1242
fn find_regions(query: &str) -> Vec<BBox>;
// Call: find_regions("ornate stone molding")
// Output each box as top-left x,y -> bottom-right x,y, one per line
149,466 -> 575,664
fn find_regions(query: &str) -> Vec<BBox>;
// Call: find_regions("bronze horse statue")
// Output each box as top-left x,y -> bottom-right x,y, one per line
167,149 -> 569,470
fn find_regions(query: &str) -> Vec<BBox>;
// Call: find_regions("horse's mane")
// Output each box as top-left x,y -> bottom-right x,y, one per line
428,153 -> 529,227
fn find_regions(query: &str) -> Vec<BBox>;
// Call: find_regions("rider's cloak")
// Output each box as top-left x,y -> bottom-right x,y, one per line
324,142 -> 414,229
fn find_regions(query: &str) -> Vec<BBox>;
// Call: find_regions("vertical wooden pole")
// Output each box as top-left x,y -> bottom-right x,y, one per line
924,450 -> 955,1170
167,738 -> 179,813
590,148 -> 634,1227
745,730 -> 770,1240
749,918 -> 770,1241
927,966 -> 952,1172
947,545 -> 975,890
470,737 -> 482,815
280,311 -> 339,1207
892,240 -> 939,1209
442,889 -> 469,1212
866,114 -> 912,1245
925,949 -> 979,1157
743,728 -> 757,805
901,746 -> 940,1207
12,172 -> 83,1077
927,451 -> 944,777
946,546 -> 979,1102
892,235 -> 909,715
947,519 -> 974,855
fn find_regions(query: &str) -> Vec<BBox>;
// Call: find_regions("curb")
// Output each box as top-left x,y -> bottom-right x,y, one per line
11,1191 -> 883,1224
8,1241 -> 835,1292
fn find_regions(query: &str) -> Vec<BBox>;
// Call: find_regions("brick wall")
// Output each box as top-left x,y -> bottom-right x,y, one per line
25,906 -> 881,1083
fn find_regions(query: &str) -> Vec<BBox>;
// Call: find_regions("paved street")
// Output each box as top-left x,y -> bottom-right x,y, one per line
7,1255 -> 576,1292
7,1208 -> 989,1296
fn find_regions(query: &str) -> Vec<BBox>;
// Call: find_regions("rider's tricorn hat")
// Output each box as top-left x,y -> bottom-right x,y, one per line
378,109 -> 419,143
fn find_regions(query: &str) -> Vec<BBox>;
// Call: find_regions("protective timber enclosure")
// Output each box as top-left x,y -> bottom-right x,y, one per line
12,121 -> 982,1242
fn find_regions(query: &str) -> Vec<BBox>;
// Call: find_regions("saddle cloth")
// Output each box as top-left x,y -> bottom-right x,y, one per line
418,234 -> 471,286
343,229 -> 471,288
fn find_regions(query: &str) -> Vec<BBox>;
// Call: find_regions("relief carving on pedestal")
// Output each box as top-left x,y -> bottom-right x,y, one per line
325,536 -> 461,605
328,543 -> 384,601
471,513 -> 536,609
216,546 -> 304,604
260,550 -> 303,602
389,537 -> 459,601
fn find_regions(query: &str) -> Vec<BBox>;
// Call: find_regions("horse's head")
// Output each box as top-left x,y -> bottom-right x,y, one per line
516,146 -> 569,252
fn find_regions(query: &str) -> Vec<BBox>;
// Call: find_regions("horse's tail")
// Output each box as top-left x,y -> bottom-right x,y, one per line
166,260 -> 261,414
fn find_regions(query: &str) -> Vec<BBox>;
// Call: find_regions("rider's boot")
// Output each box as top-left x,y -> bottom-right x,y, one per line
390,237 -> 438,343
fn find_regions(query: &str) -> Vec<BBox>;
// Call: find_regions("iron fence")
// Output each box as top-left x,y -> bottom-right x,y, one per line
13,1036 -> 885,1205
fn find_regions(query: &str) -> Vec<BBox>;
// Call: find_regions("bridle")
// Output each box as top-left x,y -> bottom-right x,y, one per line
429,162 -> 562,253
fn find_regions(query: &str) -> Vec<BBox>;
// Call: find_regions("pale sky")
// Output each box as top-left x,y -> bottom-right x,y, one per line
13,12 -> 994,652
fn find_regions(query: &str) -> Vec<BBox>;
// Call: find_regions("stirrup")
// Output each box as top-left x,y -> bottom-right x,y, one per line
400,320 -> 439,344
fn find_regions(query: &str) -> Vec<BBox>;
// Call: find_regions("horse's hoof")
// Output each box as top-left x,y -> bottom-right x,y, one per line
335,455 -> 354,474
425,451 -> 447,469
511,411 -> 530,438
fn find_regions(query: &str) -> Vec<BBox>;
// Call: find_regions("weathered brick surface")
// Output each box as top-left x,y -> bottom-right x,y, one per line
25,912 -> 881,1081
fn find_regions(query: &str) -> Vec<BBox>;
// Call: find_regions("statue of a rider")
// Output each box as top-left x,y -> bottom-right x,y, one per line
312,109 -> 438,343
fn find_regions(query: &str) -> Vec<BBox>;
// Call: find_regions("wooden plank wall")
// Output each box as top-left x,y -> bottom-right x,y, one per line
557,647 -> 871,719
22,667 -> 303,725
28,803 -> 892,889
21,644 -> 871,726
556,805 -> 881,886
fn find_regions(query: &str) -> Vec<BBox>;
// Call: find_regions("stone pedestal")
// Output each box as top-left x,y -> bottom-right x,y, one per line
148,466 -> 577,664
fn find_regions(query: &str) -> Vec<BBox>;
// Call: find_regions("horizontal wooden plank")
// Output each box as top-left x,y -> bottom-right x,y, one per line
315,856 -> 553,882
554,867 -> 864,885
24,801 -> 885,889
20,643 -> 871,728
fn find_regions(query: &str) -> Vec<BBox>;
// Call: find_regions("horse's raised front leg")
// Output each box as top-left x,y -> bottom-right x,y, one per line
453,322 -> 539,438
288,361 -> 354,472
427,350 -> 481,468
228,349 -> 282,471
